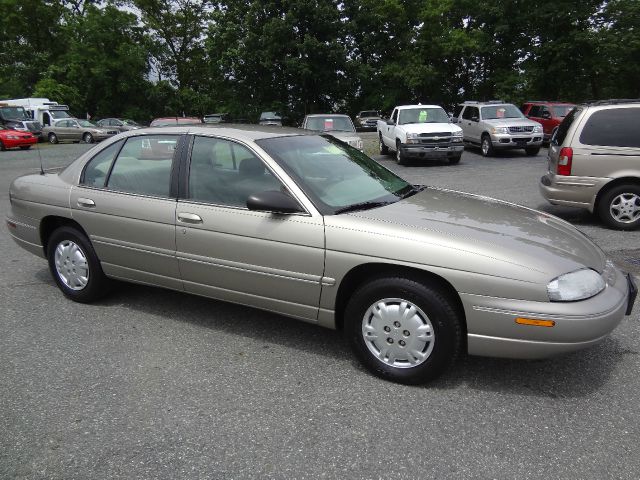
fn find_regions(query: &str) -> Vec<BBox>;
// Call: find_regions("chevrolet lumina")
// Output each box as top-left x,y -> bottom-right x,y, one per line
6,126 -> 636,384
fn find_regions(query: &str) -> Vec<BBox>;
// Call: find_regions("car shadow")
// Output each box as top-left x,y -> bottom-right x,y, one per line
60,275 -> 630,399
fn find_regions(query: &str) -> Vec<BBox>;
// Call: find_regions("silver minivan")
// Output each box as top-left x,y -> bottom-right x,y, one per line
539,100 -> 640,230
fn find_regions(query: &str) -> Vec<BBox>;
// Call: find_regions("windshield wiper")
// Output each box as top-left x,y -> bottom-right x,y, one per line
399,184 -> 426,199
334,200 -> 395,214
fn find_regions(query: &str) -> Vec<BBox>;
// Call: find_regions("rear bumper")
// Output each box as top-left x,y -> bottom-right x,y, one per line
462,267 -> 633,359
399,143 -> 464,159
539,173 -> 610,213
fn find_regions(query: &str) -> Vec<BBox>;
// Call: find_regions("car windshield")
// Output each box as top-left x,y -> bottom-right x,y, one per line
50,110 -> 71,119
256,135 -> 417,215
305,116 -> 355,132
0,106 -> 29,120
552,105 -> 574,117
260,112 -> 281,120
398,108 -> 449,125
359,111 -> 379,117
77,120 -> 97,127
481,104 -> 524,119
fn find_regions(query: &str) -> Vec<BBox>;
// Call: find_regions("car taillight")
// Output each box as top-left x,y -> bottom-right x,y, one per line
557,147 -> 573,176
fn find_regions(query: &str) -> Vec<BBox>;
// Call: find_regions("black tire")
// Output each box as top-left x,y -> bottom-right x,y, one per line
0,140 -> 5,151
480,134 -> 494,157
597,184 -> 640,230
449,154 -> 462,165
379,134 -> 389,155
525,146 -> 540,156
47,226 -> 111,303
48,133 -> 58,144
83,132 -> 94,144
20,145 -> 31,150
395,141 -> 407,165
344,276 -> 462,384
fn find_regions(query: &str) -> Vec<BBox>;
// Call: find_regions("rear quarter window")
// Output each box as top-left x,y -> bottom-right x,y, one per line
579,108 -> 640,148
553,107 -> 580,145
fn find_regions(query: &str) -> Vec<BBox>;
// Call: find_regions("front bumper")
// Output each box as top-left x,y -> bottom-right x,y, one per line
399,142 -> 464,159
462,266 -> 634,359
490,133 -> 543,149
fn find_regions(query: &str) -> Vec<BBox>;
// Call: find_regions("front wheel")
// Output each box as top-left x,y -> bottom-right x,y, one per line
379,134 -> 389,155
525,146 -> 540,156
47,226 -> 111,302
449,154 -> 462,165
83,132 -> 94,144
48,133 -> 58,144
345,277 -> 462,384
395,141 -> 407,165
481,135 -> 494,157
0,140 -> 5,151
597,184 -> 640,230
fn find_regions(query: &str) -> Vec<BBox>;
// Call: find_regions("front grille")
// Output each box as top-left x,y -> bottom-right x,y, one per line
418,132 -> 452,144
508,126 -> 534,133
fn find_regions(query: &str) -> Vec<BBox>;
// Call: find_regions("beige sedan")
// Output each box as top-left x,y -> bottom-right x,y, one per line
6,126 -> 636,384
43,118 -> 118,144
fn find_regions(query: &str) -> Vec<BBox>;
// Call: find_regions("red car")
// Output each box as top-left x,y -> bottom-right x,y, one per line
521,101 -> 576,143
0,128 -> 38,151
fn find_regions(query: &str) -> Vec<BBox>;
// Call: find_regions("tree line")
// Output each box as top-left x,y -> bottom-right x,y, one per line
1,0 -> 638,123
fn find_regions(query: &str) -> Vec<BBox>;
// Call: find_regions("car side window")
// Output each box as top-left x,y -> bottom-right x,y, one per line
187,136 -> 283,207
528,105 -> 542,117
579,108 -> 640,148
391,109 -> 398,123
81,140 -> 124,187
462,106 -> 478,121
106,135 -> 179,197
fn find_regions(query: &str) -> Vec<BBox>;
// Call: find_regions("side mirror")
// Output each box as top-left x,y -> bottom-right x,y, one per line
247,190 -> 304,214
542,112 -> 551,119
386,119 -> 395,125
471,116 -> 479,122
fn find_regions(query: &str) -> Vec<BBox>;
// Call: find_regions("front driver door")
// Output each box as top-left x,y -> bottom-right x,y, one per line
175,135 -> 325,322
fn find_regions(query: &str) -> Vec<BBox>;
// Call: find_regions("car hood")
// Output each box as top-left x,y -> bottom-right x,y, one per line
326,187 -> 605,284
400,123 -> 462,134
482,118 -> 541,128
325,131 -> 361,143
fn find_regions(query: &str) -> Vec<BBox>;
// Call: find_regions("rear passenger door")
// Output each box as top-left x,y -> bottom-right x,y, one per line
69,134 -> 183,290
175,135 -> 325,322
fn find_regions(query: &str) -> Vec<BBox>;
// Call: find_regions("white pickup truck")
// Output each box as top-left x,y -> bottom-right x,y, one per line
377,104 -> 464,165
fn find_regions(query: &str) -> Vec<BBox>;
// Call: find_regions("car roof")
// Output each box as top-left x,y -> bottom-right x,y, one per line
124,124 -> 310,142
396,105 -> 441,110
305,113 -> 350,117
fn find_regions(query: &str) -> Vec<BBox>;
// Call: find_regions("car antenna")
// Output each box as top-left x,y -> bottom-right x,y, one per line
36,137 -> 45,175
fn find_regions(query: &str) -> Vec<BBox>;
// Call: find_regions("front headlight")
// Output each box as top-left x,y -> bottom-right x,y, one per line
547,268 -> 605,302
533,125 -> 543,133
491,126 -> 509,134
406,132 -> 420,144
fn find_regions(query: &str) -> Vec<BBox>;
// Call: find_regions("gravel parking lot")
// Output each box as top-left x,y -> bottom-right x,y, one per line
1,139 -> 638,480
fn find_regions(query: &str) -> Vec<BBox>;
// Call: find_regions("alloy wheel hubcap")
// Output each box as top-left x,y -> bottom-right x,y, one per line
610,193 -> 640,223
54,240 -> 89,290
482,140 -> 489,155
362,298 -> 435,368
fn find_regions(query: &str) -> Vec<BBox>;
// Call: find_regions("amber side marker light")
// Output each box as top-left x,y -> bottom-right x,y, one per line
515,317 -> 556,327
6,221 -> 16,229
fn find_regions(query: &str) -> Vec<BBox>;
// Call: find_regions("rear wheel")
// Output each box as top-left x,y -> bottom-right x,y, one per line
48,133 -> 58,144
83,132 -> 94,144
481,134 -> 494,157
0,140 -> 5,151
525,146 -> 540,156
47,226 -> 111,302
379,134 -> 389,155
344,276 -> 462,384
597,184 -> 640,230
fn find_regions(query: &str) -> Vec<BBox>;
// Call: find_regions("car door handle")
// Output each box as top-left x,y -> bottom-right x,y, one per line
177,213 -> 203,224
77,198 -> 95,208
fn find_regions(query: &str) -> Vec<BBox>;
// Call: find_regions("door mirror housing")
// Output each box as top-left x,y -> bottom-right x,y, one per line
246,190 -> 304,214
386,119 -> 395,125
542,111 -> 551,119
471,116 -> 479,123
